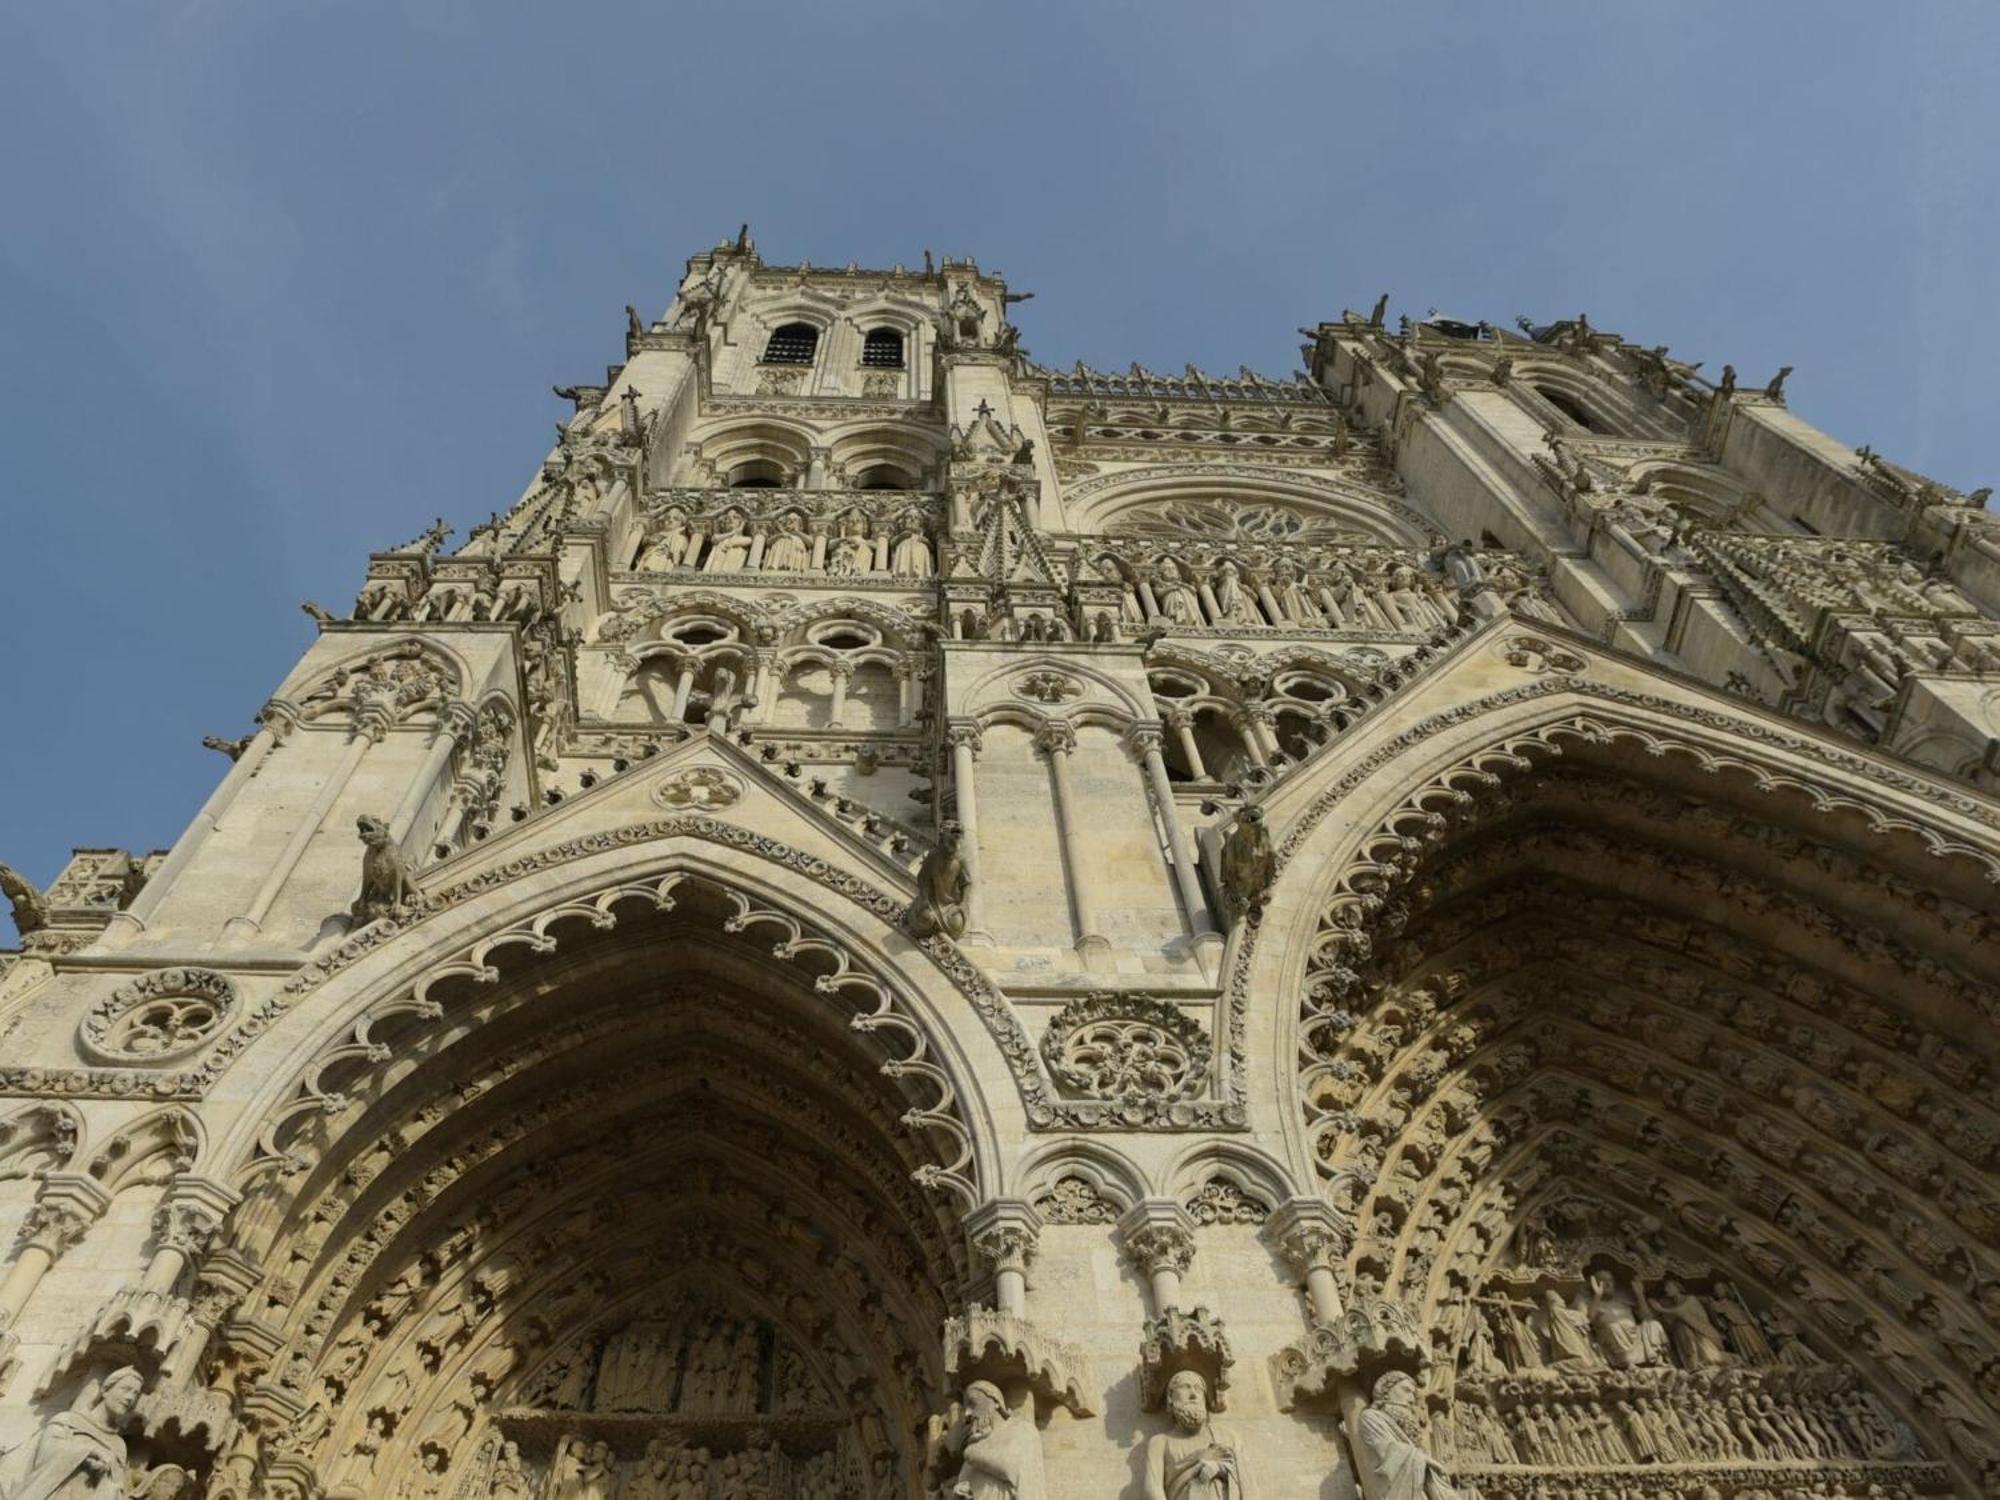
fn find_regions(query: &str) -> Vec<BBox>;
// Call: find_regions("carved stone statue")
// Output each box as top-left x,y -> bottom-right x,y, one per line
488,1440 -> 532,1500
890,523 -> 934,577
943,1381 -> 1044,1500
1216,806 -> 1275,921
763,513 -> 812,572
1585,1270 -> 1667,1369
908,821 -> 971,940
1144,1370 -> 1248,1500
0,862 -> 48,935
1351,1371 -> 1471,1500
1651,1277 -> 1731,1367
351,814 -> 417,924
0,1364 -> 144,1499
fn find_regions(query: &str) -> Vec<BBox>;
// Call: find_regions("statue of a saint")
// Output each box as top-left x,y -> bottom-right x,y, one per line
908,822 -> 971,940
890,523 -> 935,577
1351,1372 -> 1472,1500
1153,560 -> 1203,627
640,508 -> 693,570
1209,561 -> 1263,626
1144,1370 -> 1248,1500
941,1381 -> 1044,1500
828,513 -> 874,575
763,513 -> 813,572
700,513 -> 753,573
0,1365 -> 145,1499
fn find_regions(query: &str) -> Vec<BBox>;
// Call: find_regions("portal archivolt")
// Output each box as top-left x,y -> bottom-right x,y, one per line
1287,734 -> 2000,1490
205,875 -> 979,1499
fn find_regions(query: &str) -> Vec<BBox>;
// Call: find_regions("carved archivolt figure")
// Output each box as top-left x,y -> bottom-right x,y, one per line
0,1365 -> 144,1499
943,1381 -> 1045,1500
1144,1370 -> 1249,1500
1351,1372 -> 1471,1500
908,822 -> 971,940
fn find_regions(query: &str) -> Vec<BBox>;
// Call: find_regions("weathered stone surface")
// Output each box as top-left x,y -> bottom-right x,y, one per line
1,244 -> 1995,1498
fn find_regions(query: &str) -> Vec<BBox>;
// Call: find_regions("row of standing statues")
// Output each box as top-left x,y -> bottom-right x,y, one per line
472,1435 -> 848,1500
1104,553 -> 1466,635
638,511 -> 935,579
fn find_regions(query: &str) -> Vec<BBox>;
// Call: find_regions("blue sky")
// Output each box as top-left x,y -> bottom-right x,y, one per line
2,2 -> 1995,938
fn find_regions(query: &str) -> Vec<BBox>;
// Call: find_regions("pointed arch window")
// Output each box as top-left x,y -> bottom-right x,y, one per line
861,328 -> 905,368
761,323 -> 820,365
1537,385 -> 1606,434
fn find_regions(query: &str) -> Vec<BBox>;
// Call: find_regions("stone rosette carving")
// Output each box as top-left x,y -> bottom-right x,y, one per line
943,1306 -> 1096,1417
1270,1296 -> 1428,1411
1014,669 -> 1082,704
1140,1305 -> 1235,1411
79,968 -> 236,1064
649,766 -> 743,811
1040,993 -> 1212,1122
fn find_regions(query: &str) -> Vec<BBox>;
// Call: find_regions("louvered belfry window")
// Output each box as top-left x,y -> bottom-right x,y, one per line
761,322 -> 819,364
861,328 -> 904,368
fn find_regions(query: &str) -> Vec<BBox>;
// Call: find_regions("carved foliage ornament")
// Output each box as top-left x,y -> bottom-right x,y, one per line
80,968 -> 236,1064
1040,994 -> 1212,1120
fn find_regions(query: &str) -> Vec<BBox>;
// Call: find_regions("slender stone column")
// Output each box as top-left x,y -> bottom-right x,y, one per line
668,658 -> 699,721
142,1178 -> 238,1296
827,658 -> 854,729
967,1200 -> 1042,1319
1036,722 -> 1106,957
894,661 -> 918,728
749,650 -> 779,724
1270,1199 -> 1349,1325
227,711 -> 382,939
0,1173 -> 107,1326
1241,702 -> 1283,760
386,703 -> 476,849
946,723 -> 990,943
1119,1200 -> 1197,1314
1162,707 -> 1208,781
1231,711 -> 1270,769
1127,725 -> 1217,942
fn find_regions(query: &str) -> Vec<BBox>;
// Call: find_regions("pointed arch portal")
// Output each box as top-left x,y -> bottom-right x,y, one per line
203,870 -> 985,1500
1279,712 -> 2000,1489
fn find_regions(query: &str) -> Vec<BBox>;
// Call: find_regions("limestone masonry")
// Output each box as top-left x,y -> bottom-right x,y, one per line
2,232 -> 1998,1499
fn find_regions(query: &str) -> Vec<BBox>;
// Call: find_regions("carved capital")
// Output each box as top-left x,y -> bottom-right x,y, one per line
944,721 -> 984,754
16,1173 -> 110,1260
1034,721 -> 1078,758
1118,1200 -> 1197,1278
1268,1198 -> 1350,1278
1123,724 -> 1166,759
965,1199 -> 1043,1279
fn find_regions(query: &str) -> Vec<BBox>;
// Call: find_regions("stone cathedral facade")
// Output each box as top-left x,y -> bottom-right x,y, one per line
2,232 -> 1999,1500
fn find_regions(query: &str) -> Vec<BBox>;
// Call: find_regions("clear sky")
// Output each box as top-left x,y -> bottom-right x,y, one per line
2,2 -> 1995,939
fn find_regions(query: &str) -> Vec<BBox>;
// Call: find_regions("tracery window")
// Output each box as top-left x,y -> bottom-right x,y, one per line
760,322 -> 819,365
860,327 -> 904,368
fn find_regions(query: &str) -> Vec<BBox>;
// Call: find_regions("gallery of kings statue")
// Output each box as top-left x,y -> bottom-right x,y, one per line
1,232 -> 1998,1499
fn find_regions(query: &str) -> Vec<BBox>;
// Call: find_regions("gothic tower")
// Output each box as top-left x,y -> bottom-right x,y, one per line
2,233 -> 1997,1498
